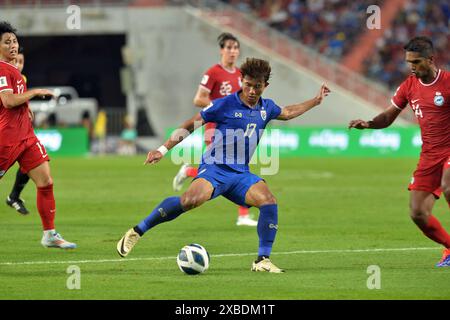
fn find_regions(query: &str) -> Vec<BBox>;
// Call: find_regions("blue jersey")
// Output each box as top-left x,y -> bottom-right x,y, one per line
200,91 -> 282,172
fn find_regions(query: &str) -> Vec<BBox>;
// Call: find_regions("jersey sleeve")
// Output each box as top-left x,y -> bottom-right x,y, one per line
199,67 -> 216,92
0,70 -> 13,93
391,80 -> 409,110
200,100 -> 224,123
268,100 -> 282,121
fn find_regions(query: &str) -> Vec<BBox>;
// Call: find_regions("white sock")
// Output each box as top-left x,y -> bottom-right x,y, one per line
44,229 -> 56,237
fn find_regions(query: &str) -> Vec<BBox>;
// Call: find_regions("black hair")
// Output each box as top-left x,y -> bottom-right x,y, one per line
0,21 -> 17,38
18,46 -> 24,54
404,36 -> 434,58
240,58 -> 271,83
217,32 -> 240,49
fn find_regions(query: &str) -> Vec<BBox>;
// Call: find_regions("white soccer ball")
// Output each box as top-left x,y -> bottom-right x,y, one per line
176,243 -> 210,275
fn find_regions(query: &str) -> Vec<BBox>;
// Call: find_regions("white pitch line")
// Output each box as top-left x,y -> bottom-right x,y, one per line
0,246 -> 440,266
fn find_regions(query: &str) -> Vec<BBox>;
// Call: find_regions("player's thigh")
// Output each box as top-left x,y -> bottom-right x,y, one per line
18,137 -> 52,186
181,178 -> 214,209
441,157 -> 450,191
0,144 -> 23,180
409,190 -> 435,217
245,180 -> 277,208
27,161 -> 52,187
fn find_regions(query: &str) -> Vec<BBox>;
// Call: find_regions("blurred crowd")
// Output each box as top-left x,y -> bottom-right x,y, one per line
221,0 -> 383,59
363,0 -> 450,89
221,0 -> 449,90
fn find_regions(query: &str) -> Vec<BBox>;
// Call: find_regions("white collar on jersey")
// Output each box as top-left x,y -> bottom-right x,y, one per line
219,63 -> 237,74
419,69 -> 441,86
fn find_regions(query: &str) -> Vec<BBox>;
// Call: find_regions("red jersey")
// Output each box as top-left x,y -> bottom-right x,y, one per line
0,60 -> 34,146
391,69 -> 450,158
199,63 -> 241,100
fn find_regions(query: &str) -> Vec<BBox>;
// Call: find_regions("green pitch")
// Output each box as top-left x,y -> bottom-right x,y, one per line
0,156 -> 449,300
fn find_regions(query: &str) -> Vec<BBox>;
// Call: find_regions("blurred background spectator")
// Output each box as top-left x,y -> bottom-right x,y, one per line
363,0 -> 450,89
222,0 -> 449,90
118,115 -> 137,155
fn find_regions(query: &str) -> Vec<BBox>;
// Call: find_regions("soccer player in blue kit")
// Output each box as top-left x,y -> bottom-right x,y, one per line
117,58 -> 330,272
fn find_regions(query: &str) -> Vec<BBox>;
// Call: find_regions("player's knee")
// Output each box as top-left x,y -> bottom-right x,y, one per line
180,195 -> 194,210
259,194 -> 277,206
34,176 -> 53,188
180,193 -> 206,210
409,205 -> 428,225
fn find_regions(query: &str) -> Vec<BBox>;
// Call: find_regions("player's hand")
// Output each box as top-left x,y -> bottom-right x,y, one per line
315,83 -> 331,105
144,150 -> 164,165
348,119 -> 370,129
34,89 -> 54,99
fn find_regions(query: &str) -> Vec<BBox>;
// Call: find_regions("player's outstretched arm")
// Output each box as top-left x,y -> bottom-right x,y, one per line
277,83 -> 330,121
0,88 -> 53,109
144,112 -> 205,165
348,105 -> 402,130
193,86 -> 211,108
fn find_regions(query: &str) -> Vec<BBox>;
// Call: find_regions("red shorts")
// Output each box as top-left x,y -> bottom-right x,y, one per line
204,122 -> 216,147
0,136 -> 50,178
408,155 -> 450,198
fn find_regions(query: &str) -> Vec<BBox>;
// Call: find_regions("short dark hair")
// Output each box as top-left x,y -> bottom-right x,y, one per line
0,21 -> 17,38
404,36 -> 434,58
18,46 -> 24,54
217,32 -> 239,48
240,58 -> 271,83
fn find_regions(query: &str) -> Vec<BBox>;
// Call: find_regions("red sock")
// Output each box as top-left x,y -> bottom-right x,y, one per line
238,206 -> 249,217
417,215 -> 450,248
37,184 -> 56,231
186,167 -> 198,177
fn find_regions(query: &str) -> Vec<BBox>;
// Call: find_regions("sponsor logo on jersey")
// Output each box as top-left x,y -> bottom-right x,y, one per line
434,92 -> 444,106
260,110 -> 267,121
0,76 -> 7,87
234,112 -> 242,118
269,223 -> 278,230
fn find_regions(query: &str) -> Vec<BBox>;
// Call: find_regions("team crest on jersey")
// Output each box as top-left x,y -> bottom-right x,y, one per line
0,76 -> 7,88
434,92 -> 444,107
260,110 -> 267,121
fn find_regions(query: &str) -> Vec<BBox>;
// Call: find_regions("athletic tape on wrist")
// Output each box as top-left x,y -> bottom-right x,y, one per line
157,145 -> 168,156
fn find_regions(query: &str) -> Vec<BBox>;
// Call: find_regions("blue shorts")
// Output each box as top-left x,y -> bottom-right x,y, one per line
193,164 -> 263,207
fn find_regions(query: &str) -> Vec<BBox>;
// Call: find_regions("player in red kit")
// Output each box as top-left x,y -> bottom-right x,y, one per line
172,32 -> 258,227
349,37 -> 450,267
0,21 -> 76,249
5,46 -> 32,215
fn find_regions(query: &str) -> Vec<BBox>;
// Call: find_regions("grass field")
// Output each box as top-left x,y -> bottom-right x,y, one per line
0,156 -> 449,300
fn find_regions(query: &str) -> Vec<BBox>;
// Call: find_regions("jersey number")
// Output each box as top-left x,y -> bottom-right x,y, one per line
16,84 -> 24,94
244,123 -> 257,138
36,142 -> 47,157
411,102 -> 423,119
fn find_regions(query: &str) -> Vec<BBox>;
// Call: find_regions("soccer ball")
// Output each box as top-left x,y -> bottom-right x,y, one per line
177,243 -> 210,275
